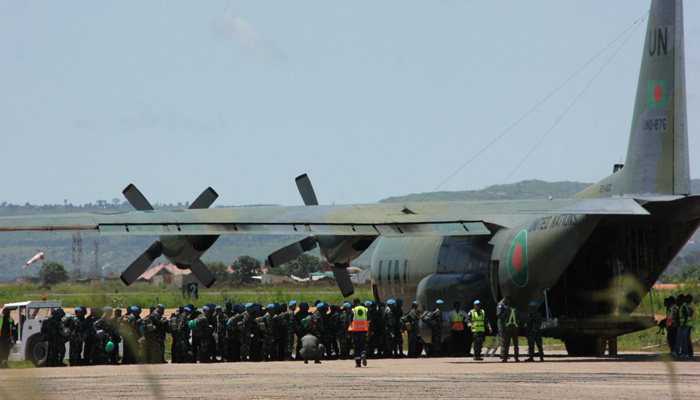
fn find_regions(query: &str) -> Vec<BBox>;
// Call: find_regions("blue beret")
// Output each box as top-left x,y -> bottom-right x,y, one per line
130,306 -> 139,312
289,301 -> 297,306
436,300 -> 444,305
387,299 -> 395,305
74,307 -> 83,313
343,302 -> 351,308
364,301 -> 372,307
412,301 -> 418,306
267,304 -> 274,309
203,306 -> 210,311
474,300 -> 481,305
183,307 -> 192,312
245,303 -> 254,308
157,304 -> 164,309
529,301 -> 538,307
103,306 -> 113,311
317,303 -> 325,308
215,306 -> 222,311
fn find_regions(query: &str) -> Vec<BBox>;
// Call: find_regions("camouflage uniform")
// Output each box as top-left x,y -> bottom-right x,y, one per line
144,310 -> 166,364
467,308 -> 489,360
497,299 -> 520,361
367,306 -> 383,357
383,306 -> 397,356
273,310 -> 287,360
283,309 -> 297,360
172,312 -> 190,363
401,308 -> 422,357
121,313 -> 141,364
392,305 -> 405,356
239,311 -> 253,361
226,313 -> 243,362
424,307 -> 443,357
338,309 -> 351,359
43,313 -> 65,367
91,316 -> 111,365
294,308 -> 309,360
65,314 -> 84,366
526,308 -> 544,361
196,312 -> 213,363
215,311 -> 228,361
260,312 -> 275,361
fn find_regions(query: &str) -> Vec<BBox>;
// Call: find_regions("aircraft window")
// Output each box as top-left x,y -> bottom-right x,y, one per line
403,260 -> 408,284
378,261 -> 382,284
394,260 -> 400,284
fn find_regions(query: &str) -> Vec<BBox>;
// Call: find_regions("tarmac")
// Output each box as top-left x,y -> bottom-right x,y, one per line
0,352 -> 698,399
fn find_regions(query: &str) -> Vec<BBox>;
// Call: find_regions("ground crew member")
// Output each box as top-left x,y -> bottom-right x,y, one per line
348,301 -> 369,367
449,301 -> 469,357
299,324 -> 324,364
423,300 -> 444,357
525,301 -> 544,362
467,300 -> 491,360
1,308 -> 14,368
497,295 -> 520,362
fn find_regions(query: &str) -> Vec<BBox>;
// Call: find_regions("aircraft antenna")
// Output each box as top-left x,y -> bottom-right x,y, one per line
501,14 -> 646,185
419,11 -> 649,202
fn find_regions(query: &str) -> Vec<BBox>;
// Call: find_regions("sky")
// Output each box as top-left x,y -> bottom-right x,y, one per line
1,1 -> 699,207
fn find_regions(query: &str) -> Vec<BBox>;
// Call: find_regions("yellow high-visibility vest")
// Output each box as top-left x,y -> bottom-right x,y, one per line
451,310 -> 465,331
506,309 -> 518,327
349,306 -> 369,332
469,309 -> 486,333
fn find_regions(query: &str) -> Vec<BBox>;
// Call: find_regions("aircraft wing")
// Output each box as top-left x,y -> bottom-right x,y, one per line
0,197 -> 650,238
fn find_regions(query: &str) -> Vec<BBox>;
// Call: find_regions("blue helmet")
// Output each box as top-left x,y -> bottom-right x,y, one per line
183,307 -> 192,312
245,303 -> 254,308
436,300 -> 444,305
289,300 -> 297,306
203,306 -> 210,311
364,301 -> 372,307
412,301 -> 418,306
103,306 -> 113,311
343,302 -> 352,308
215,305 -> 223,311
74,307 -> 83,313
157,304 -> 164,309
130,306 -> 139,312
267,304 -> 275,309
474,300 -> 481,305
529,301 -> 538,307
387,299 -> 395,305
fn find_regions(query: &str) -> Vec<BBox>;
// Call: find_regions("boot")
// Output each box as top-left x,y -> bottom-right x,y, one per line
524,357 -> 534,362
540,354 -> 544,362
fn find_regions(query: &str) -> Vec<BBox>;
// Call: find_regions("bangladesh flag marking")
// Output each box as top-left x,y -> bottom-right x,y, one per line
647,79 -> 667,108
507,230 -> 528,287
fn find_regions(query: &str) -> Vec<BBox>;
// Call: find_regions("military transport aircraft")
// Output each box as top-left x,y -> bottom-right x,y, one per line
0,0 -> 694,356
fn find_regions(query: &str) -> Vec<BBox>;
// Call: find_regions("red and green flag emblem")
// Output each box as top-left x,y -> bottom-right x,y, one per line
647,79 -> 667,108
507,230 -> 528,287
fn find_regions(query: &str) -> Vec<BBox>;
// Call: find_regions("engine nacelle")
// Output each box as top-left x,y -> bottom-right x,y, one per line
161,235 -> 219,269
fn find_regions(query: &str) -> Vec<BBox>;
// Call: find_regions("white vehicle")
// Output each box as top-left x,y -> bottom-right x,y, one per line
1,300 -> 63,366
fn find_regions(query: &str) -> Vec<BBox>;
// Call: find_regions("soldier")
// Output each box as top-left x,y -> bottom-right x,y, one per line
294,302 -> 309,361
274,303 -> 288,361
283,301 -> 298,361
197,305 -> 214,363
91,306 -> 112,365
401,301 -> 423,358
367,301 -> 382,357
525,301 -> 544,362
393,298 -> 405,357
226,306 -> 243,362
449,301 -> 468,357
328,305 -> 341,359
144,304 -> 167,364
383,299 -> 398,357
338,302 -> 352,359
214,306 -> 228,361
82,307 -> 99,365
173,307 -> 191,363
467,300 -> 491,361
64,307 -> 85,366
44,309 -> 66,367
422,300 -> 444,357
122,306 -> 141,364
239,303 -> 254,361
261,304 -> 276,361
299,328 -> 324,364
497,295 -> 520,362
664,296 -> 678,352
672,294 -> 694,358
685,294 -> 695,357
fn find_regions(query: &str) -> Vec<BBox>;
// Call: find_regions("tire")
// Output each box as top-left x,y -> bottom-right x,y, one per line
564,336 -> 597,356
26,335 -> 48,367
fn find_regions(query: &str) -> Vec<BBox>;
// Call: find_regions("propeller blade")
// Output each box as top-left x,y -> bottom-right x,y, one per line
189,259 -> 216,288
122,184 -> 154,211
189,187 -> 219,209
331,264 -> 354,298
295,174 -> 319,206
267,235 -> 318,267
120,240 -> 163,285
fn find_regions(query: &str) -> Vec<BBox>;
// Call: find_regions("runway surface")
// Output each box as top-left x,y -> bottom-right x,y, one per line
1,352 -> 698,399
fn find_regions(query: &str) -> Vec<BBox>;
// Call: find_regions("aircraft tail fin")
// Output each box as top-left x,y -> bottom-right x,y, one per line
575,0 -> 689,199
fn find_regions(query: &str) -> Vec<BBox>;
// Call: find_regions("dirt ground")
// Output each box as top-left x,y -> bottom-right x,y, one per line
1,352 -> 698,400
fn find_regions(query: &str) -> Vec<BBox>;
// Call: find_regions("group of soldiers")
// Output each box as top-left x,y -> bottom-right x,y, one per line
660,294 -> 696,358
36,293 -> 549,367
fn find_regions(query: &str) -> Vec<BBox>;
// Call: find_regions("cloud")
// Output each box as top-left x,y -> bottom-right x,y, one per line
214,8 -> 281,62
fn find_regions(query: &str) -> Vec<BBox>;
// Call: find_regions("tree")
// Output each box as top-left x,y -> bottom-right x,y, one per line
206,261 -> 231,283
39,261 -> 70,285
681,264 -> 700,281
230,255 -> 260,284
286,254 -> 323,278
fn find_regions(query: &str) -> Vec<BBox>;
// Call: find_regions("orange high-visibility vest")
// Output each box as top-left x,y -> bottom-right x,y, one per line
348,306 -> 369,332
451,310 -> 465,331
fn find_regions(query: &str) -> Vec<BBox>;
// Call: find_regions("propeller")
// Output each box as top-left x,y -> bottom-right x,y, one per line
267,174 -> 356,297
119,184 -> 219,288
